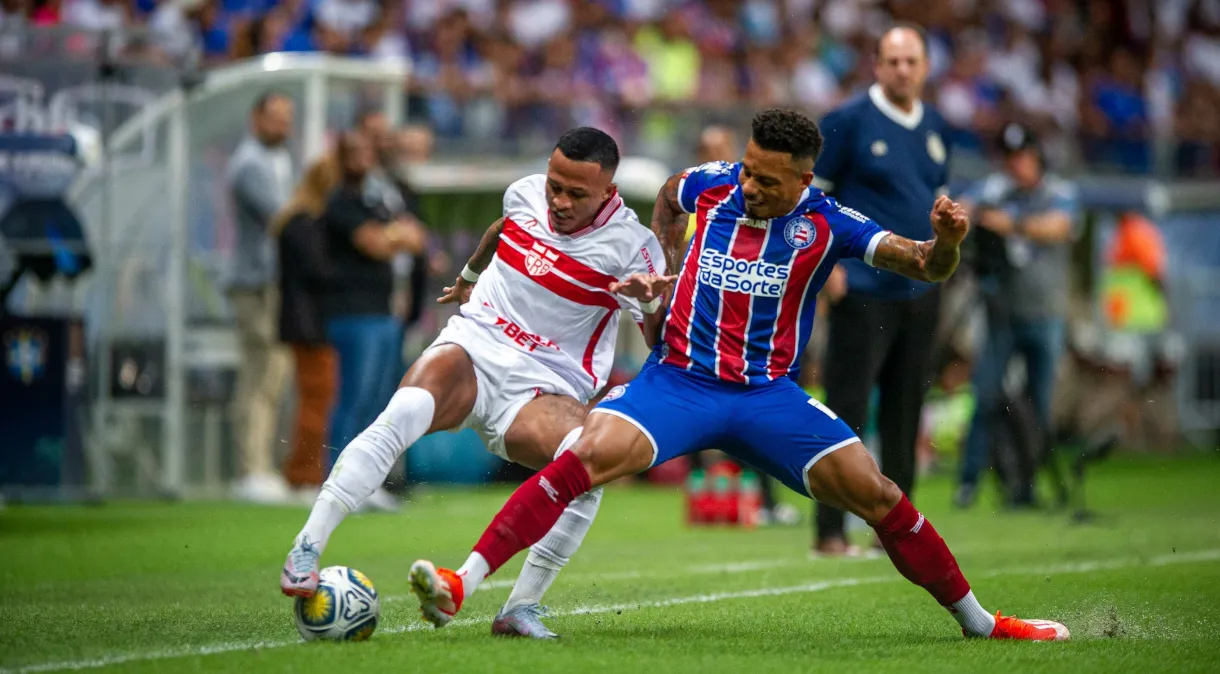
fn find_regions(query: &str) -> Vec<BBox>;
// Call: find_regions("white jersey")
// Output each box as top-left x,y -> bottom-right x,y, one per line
460,174 -> 666,402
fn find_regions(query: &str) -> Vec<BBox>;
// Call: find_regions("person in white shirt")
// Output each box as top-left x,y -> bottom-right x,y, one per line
280,127 -> 673,639
62,0 -> 127,30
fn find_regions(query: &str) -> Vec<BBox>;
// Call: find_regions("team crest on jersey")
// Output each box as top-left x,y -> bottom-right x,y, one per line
602,384 -> 628,402
695,160 -> 733,176
525,242 -> 559,276
927,132 -> 946,164
784,218 -> 816,250
871,140 -> 888,156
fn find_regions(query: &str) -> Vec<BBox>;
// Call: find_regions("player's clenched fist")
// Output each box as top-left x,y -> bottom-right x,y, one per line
930,195 -> 970,245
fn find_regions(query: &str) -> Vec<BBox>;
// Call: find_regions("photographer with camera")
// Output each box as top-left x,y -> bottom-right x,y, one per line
956,124 -> 1080,509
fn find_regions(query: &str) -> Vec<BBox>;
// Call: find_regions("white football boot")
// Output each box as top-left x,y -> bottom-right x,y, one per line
280,534 -> 322,597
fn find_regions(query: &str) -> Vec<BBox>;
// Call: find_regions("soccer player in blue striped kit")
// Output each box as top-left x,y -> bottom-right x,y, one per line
409,109 -> 1069,642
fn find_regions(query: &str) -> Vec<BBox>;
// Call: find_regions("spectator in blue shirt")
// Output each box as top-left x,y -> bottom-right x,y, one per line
811,24 -> 951,556
1084,47 -> 1151,173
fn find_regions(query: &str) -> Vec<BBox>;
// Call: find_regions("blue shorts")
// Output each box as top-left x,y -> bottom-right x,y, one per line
594,362 -> 859,497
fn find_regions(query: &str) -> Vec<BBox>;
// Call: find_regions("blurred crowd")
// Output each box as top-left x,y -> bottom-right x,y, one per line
4,0 -> 1220,174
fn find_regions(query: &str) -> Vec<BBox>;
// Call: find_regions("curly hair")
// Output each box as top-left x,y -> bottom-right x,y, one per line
750,108 -> 824,163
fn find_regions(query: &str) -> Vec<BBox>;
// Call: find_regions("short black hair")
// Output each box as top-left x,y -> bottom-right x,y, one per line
875,22 -> 929,59
555,127 -> 620,172
750,108 -> 823,163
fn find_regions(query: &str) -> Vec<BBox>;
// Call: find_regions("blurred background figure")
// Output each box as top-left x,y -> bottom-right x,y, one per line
386,124 -> 447,335
272,157 -> 340,504
683,124 -> 738,244
956,124 -> 1079,509
1100,210 -> 1184,453
318,131 -> 423,512
694,124 -> 735,164
225,91 -> 296,504
813,25 -> 950,556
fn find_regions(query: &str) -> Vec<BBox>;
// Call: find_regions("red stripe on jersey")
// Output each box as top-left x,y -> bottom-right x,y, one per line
767,213 -> 832,379
582,310 -> 616,387
502,218 -> 619,291
661,183 -> 736,369
496,240 -> 621,311
714,221 -> 768,383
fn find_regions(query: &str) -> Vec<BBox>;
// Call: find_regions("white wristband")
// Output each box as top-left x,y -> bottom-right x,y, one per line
460,265 -> 480,283
640,297 -> 662,314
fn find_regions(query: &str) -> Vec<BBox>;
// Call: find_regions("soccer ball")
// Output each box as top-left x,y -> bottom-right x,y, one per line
293,566 -> 380,642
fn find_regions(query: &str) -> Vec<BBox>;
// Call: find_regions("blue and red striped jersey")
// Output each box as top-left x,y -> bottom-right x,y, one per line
658,161 -> 891,385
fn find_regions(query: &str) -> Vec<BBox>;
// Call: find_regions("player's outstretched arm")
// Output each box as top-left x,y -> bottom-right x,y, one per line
650,174 -> 688,276
610,272 -> 679,348
871,195 -> 969,283
438,217 -> 505,304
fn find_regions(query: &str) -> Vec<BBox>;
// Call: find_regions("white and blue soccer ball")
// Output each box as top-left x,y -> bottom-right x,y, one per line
293,566 -> 380,642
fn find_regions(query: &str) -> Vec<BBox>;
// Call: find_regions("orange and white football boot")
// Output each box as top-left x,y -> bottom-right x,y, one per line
972,612 -> 1070,641
408,559 -> 465,628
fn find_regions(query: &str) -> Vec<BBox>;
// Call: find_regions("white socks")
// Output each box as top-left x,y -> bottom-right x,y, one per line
456,426 -> 597,607
501,426 -> 598,611
504,486 -> 603,611
454,486 -> 603,607
296,387 -> 436,550
457,552 -> 491,598
949,590 -> 997,636
297,498 -> 344,556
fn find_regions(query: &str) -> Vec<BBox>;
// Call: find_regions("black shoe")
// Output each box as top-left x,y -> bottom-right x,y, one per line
953,484 -> 977,509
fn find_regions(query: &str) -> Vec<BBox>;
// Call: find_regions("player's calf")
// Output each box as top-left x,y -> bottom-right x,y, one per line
281,385 -> 438,597
805,440 -> 1068,641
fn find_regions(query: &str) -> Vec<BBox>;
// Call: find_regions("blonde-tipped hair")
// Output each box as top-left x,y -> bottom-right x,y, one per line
270,153 -> 340,236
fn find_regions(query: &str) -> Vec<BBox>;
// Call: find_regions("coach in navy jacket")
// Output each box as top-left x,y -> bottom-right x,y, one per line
812,24 -> 950,555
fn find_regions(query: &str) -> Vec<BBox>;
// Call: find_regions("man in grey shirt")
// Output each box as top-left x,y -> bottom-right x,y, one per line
226,92 -> 296,503
957,124 -> 1079,508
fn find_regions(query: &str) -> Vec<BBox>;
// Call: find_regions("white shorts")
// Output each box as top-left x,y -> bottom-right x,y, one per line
429,315 -> 582,460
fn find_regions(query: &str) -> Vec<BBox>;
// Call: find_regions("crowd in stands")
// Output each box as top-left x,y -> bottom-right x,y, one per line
4,0 -> 1220,173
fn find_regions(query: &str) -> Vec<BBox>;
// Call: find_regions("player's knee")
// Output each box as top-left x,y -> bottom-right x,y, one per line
567,421 -> 645,486
858,476 -> 903,525
565,437 -> 605,482
383,387 -> 436,429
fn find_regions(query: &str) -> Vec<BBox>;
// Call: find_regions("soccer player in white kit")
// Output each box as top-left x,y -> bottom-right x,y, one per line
280,128 -> 675,639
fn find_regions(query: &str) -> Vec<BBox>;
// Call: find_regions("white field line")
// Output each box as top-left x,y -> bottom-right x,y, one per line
4,548 -> 1218,674
434,558 -> 803,594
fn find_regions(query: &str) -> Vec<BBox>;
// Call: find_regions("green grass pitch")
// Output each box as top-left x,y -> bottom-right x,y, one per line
2,455 -> 1220,673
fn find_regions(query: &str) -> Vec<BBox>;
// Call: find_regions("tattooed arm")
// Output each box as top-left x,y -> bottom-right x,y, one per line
437,217 -> 505,304
871,195 -> 970,283
650,173 -> 690,277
